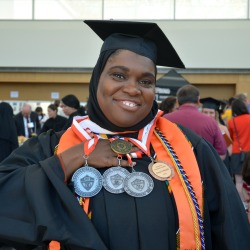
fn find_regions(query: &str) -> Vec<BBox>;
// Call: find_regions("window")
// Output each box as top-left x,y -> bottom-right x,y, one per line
0,0 -> 249,20
0,0 -> 32,19
103,0 -> 174,20
34,0 -> 102,20
175,0 -> 248,19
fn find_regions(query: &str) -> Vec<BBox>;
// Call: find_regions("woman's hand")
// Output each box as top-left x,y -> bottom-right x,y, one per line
59,139 -> 138,180
88,139 -> 137,168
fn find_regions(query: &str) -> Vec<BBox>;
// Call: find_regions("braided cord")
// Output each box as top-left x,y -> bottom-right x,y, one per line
154,129 -> 205,250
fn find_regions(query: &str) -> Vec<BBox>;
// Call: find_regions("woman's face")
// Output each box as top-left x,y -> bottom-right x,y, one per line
48,108 -> 57,118
172,101 -> 179,112
97,50 -> 156,128
60,102 -> 76,116
202,108 -> 216,119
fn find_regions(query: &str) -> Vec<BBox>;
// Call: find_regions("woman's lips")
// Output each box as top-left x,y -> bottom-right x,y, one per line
115,99 -> 140,111
122,100 -> 138,107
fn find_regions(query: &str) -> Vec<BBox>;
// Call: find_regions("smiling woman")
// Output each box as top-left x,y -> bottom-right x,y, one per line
0,20 -> 249,250
97,50 -> 156,128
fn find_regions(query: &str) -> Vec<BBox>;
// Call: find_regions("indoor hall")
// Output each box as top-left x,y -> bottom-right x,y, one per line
0,1 -> 250,250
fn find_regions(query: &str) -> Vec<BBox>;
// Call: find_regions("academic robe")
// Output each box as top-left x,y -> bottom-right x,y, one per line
39,115 -> 67,134
0,127 -> 249,250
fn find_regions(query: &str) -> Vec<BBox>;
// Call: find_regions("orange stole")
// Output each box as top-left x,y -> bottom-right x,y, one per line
151,117 -> 203,250
57,128 -> 84,154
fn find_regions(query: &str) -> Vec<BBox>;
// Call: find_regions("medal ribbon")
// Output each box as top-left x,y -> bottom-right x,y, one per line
84,136 -> 99,156
71,111 -> 163,160
70,112 -> 161,166
138,110 -> 162,155
72,117 -> 92,140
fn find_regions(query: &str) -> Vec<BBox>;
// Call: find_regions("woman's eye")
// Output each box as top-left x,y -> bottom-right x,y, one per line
139,80 -> 154,87
112,73 -> 125,80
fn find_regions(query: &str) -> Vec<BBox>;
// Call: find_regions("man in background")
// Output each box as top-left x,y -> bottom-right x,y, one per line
164,85 -> 227,160
14,103 -> 41,138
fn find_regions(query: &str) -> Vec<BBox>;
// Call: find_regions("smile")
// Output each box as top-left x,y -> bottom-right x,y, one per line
122,101 -> 138,107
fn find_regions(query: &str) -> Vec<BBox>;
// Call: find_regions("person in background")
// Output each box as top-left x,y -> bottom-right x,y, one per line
53,99 -> 60,108
235,93 -> 248,106
60,94 -> 86,130
242,180 -> 250,222
0,102 -> 18,162
242,151 -> 250,222
200,97 -> 232,175
14,103 -> 41,138
234,93 -> 250,113
35,106 -> 48,129
164,85 -> 227,160
54,99 -> 67,118
39,104 -> 67,134
221,96 -> 235,126
228,99 -> 250,202
217,98 -> 228,126
0,20 -> 249,250
159,96 -> 178,115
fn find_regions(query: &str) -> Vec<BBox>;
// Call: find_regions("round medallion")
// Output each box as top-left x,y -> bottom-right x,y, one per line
124,172 -> 154,198
148,161 -> 174,181
111,139 -> 132,155
71,166 -> 103,197
103,167 -> 130,194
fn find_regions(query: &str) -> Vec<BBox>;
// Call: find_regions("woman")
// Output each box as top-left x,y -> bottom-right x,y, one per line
159,96 -> 178,114
60,94 -> 86,130
35,106 -> 48,129
0,20 -> 249,250
39,104 -> 67,134
0,102 -> 18,162
228,99 -> 250,201
200,97 -> 232,174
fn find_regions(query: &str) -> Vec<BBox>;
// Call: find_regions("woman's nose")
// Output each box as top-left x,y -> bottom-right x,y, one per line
122,80 -> 141,95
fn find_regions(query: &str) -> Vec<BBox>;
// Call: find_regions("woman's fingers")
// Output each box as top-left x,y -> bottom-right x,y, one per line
87,139 -> 138,168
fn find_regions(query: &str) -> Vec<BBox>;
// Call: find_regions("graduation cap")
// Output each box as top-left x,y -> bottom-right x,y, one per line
84,20 -> 185,68
200,97 -> 226,113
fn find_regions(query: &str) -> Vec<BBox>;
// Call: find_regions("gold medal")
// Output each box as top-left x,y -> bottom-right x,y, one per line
148,161 -> 174,181
111,139 -> 132,155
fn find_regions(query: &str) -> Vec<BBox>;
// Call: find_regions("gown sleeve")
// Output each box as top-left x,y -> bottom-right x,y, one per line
0,130 -> 107,250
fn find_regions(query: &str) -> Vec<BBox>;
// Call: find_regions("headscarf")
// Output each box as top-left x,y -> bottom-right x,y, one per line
87,49 -> 158,132
61,94 -> 80,109
0,102 -> 17,139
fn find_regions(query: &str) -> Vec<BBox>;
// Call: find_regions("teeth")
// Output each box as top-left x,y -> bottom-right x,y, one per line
122,101 -> 136,107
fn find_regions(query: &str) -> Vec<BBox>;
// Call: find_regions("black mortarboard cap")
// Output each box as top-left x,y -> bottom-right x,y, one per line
84,20 -> 185,68
200,97 -> 226,112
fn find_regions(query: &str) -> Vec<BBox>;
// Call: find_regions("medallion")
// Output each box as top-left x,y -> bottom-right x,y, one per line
124,172 -> 154,197
103,167 -> 130,194
111,139 -> 132,155
71,166 -> 103,197
148,161 -> 174,181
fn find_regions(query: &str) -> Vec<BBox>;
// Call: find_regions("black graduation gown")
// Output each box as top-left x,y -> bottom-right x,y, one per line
0,128 -> 249,250
0,138 -> 18,163
39,115 -> 67,134
62,109 -> 86,131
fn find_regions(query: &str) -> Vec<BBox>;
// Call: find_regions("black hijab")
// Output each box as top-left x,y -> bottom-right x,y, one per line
0,102 -> 18,162
87,49 -> 158,132
0,102 -> 17,141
